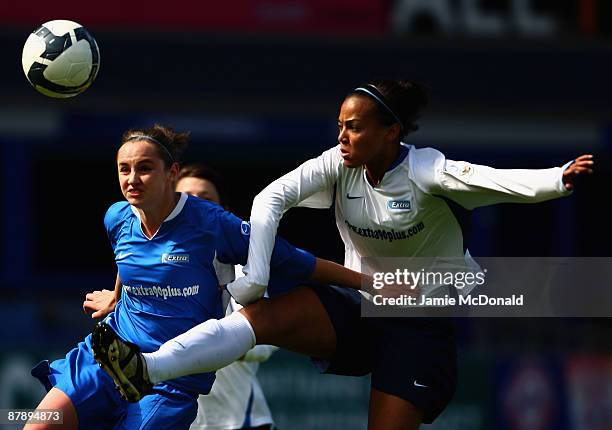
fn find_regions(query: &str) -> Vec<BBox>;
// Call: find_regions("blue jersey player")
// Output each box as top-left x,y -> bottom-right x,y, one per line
84,164 -> 280,430
27,125 -> 363,430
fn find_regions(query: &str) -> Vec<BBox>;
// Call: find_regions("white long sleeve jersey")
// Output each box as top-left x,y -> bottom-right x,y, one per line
240,144 -> 571,299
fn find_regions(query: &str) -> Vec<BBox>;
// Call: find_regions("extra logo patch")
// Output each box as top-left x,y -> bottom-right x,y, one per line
387,200 -> 412,211
161,253 -> 190,263
240,221 -> 251,236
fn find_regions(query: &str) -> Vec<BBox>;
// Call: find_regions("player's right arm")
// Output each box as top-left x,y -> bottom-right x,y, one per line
216,210 -> 364,302
226,147 -> 342,303
83,272 -> 122,318
84,202 -> 131,317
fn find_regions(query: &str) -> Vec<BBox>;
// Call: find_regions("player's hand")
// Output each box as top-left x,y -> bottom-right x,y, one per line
83,289 -> 117,318
563,154 -> 594,190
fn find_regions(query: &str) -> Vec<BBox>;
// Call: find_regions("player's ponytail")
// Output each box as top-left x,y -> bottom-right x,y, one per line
351,79 -> 429,139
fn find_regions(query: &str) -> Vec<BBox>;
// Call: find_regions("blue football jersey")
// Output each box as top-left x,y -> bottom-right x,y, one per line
103,193 -> 315,394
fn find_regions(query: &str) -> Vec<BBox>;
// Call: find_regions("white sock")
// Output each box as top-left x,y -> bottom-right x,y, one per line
143,312 -> 256,384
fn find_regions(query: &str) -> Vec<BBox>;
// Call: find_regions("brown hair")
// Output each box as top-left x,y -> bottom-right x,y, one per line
178,163 -> 227,207
120,124 -> 189,168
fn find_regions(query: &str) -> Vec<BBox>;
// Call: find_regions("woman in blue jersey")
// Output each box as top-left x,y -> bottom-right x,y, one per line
27,125 -> 364,430
93,84 -> 594,430
84,163 -> 279,430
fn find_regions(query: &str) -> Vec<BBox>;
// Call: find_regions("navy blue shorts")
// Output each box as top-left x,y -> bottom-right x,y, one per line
308,284 -> 457,424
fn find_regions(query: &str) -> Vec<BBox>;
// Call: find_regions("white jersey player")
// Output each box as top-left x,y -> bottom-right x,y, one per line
92,80 -> 593,430
237,142 -> 574,300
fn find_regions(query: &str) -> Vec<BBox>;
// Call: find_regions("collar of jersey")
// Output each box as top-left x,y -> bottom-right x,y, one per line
364,143 -> 411,189
130,192 -> 188,239
386,143 -> 410,172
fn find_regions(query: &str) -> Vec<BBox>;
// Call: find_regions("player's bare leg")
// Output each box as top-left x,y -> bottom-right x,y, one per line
367,388 -> 422,430
24,387 -> 78,430
241,286 -> 336,357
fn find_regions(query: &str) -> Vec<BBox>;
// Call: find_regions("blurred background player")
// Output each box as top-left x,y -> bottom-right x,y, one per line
85,163 -> 279,430
177,164 -> 279,430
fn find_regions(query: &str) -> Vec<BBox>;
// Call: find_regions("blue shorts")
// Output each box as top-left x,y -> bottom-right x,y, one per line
308,284 -> 457,424
31,334 -> 198,429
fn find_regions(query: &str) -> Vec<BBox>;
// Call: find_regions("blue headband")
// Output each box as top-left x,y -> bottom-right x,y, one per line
126,134 -> 175,162
354,85 -> 404,132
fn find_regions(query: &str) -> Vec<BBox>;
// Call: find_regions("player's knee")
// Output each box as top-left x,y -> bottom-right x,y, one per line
26,388 -> 78,429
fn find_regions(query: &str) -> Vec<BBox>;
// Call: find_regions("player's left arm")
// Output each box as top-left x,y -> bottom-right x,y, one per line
310,258 -> 363,290
414,149 -> 594,209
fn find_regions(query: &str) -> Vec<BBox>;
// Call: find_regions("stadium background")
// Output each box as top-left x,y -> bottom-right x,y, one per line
1,1 -> 611,428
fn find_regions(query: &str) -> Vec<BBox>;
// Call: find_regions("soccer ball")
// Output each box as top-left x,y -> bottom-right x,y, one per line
22,20 -> 100,98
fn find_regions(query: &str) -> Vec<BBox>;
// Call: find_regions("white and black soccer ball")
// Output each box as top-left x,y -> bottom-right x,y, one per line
22,20 -> 100,98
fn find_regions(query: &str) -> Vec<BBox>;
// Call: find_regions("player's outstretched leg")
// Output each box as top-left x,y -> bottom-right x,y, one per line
91,322 -> 152,402
91,310 -> 256,402
92,287 -> 336,403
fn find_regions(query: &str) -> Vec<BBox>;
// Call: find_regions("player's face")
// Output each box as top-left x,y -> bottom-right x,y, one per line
176,177 -> 221,204
117,140 -> 178,209
337,95 -> 395,168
